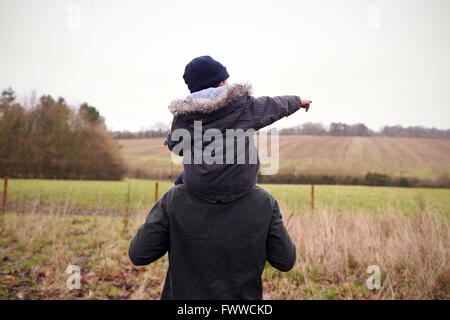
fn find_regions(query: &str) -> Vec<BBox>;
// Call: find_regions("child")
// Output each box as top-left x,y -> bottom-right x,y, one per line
165,55 -> 311,203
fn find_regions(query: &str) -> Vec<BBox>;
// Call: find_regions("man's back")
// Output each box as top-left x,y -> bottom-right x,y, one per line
129,185 -> 296,300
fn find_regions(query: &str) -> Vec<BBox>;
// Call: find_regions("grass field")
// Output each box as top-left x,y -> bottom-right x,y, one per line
0,178 -> 449,299
118,136 -> 450,181
3,179 -> 450,215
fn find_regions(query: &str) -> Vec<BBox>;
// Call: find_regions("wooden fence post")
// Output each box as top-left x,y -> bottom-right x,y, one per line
2,176 -> 8,213
155,182 -> 159,203
311,184 -> 315,213
123,181 -> 131,235
126,181 -> 131,212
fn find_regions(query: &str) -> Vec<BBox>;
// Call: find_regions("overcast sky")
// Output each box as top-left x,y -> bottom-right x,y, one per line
1,0 -> 449,131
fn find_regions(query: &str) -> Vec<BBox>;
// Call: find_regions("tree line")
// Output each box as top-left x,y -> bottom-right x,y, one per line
113,122 -> 450,140
279,122 -> 450,138
0,88 -> 125,180
113,125 -> 169,139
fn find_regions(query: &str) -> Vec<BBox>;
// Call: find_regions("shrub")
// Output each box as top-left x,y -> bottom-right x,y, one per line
365,172 -> 391,186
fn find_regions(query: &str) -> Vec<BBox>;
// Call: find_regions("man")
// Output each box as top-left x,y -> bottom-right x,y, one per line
128,184 -> 296,300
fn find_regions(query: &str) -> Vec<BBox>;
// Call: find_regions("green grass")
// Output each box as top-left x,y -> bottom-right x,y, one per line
263,184 -> 450,215
2,178 -> 450,215
2,179 -> 173,213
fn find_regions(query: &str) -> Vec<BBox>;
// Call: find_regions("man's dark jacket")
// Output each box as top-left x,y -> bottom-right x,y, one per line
165,83 -> 301,203
128,184 -> 296,300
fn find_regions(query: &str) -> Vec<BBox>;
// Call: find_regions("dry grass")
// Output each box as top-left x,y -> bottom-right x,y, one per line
263,206 -> 450,299
0,210 -> 167,299
0,205 -> 449,300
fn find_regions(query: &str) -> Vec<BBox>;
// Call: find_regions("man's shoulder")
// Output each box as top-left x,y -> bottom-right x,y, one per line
246,186 -> 275,204
163,184 -> 189,197
163,184 -> 215,204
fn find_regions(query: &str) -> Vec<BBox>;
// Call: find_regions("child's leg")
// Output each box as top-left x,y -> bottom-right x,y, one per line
174,172 -> 184,185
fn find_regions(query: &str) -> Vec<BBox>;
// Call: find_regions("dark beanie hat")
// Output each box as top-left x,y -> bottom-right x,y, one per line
183,56 -> 229,93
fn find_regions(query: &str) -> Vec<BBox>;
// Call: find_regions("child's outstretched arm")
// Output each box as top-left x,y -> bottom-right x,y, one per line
246,95 -> 311,130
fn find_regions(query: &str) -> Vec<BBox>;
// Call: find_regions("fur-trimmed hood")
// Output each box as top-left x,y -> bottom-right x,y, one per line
168,83 -> 252,116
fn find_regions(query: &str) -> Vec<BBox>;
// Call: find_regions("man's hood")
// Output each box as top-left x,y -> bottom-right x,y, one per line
168,83 -> 252,117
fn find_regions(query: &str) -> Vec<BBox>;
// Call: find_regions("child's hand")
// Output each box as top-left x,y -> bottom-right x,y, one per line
301,98 -> 312,112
